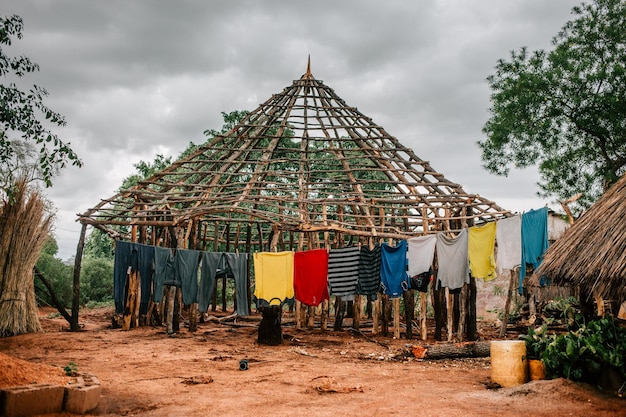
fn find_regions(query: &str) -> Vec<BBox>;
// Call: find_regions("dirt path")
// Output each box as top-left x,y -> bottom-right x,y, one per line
0,307 -> 622,416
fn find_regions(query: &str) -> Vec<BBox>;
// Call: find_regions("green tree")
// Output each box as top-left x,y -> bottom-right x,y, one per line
35,236 -> 73,307
80,257 -> 114,305
479,0 -> 626,213
0,15 -> 81,190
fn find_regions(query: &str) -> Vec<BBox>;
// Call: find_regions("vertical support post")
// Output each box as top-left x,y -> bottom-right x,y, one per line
420,292 -> 428,341
499,268 -> 517,337
446,287 -> 454,341
393,297 -> 401,339
404,289 -> 414,339
458,284 -> 468,342
70,223 -> 87,332
352,294 -> 361,330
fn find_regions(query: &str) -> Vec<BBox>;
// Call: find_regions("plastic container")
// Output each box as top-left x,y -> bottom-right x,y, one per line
490,340 -> 528,387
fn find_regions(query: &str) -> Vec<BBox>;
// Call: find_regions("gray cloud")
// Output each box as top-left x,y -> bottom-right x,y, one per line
2,0 -> 578,259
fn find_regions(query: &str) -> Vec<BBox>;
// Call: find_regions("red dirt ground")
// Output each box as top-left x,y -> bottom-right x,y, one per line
0,307 -> 623,417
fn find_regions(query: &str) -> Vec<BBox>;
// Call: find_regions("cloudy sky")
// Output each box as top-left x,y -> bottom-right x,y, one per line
3,0 -> 578,260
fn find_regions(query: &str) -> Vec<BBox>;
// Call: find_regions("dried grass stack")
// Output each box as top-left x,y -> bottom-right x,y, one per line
0,177 -> 52,336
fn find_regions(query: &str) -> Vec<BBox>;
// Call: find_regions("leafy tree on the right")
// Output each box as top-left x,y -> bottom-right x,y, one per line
479,0 -> 626,215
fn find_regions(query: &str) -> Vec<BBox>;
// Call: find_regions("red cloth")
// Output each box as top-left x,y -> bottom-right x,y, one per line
293,249 -> 329,306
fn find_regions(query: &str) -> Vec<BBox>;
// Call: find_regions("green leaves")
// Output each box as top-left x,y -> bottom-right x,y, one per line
0,14 -> 82,190
541,317 -> 626,386
479,0 -> 626,215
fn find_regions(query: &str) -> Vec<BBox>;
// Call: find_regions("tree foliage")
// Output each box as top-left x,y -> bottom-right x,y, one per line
0,15 -> 81,190
479,0 -> 626,212
35,235 -> 73,307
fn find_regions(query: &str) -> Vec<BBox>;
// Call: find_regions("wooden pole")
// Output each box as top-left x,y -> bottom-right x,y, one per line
446,287 -> 454,341
166,286 -> 176,334
393,297 -> 401,339
70,223 -> 87,332
499,268 -> 517,337
420,292 -> 428,341
458,284 -> 468,342
404,289 -> 415,339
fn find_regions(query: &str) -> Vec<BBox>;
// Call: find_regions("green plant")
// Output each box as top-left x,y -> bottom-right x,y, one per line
542,296 -> 583,329
541,318 -> 626,391
520,324 -> 550,360
63,361 -> 78,376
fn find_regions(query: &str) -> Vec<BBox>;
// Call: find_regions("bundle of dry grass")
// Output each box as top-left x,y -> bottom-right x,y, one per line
0,177 -> 52,336
538,174 -> 626,303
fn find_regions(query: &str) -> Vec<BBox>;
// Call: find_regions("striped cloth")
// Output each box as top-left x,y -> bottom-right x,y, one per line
357,245 -> 381,296
327,246 -> 360,297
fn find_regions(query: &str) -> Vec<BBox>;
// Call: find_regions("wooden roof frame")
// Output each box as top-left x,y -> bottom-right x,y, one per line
78,62 -> 510,251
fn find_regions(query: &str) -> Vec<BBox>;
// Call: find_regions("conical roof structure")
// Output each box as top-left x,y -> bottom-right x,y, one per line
78,63 -> 510,250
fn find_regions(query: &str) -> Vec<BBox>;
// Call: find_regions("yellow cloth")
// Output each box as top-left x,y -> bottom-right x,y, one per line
468,222 -> 497,281
253,251 -> 294,305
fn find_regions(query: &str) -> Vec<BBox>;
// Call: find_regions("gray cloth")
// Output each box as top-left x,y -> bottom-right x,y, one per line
153,246 -> 174,303
222,253 -> 249,317
198,252 -> 222,313
176,249 -> 200,305
436,229 -> 470,291
199,252 -> 249,316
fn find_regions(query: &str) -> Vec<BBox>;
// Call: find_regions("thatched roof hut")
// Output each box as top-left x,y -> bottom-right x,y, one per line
537,174 -> 626,303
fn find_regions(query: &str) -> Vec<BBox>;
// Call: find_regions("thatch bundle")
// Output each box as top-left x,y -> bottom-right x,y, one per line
0,177 -> 52,336
538,174 -> 626,303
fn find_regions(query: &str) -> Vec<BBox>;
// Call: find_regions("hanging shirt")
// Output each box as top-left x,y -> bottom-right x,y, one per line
294,249 -> 329,307
357,245 -> 381,297
407,235 -> 436,277
495,215 -> 522,274
520,207 -> 549,294
253,251 -> 294,306
468,222 -> 497,281
436,229 -> 470,291
380,240 -> 409,298
327,246 -> 360,297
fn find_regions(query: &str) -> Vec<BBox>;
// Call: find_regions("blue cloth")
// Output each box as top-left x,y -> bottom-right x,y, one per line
380,241 -> 409,298
113,241 -> 154,315
520,207 -> 549,294
136,243 -> 154,315
113,241 -> 132,314
198,252 -> 250,316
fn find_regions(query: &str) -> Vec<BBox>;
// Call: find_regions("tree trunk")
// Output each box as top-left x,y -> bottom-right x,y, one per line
412,341 -> 490,360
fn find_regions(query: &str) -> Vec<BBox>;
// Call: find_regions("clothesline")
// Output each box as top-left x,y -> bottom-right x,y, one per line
112,207 -> 549,315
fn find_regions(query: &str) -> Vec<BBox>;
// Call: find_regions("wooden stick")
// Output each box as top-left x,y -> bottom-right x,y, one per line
499,268 -> 517,337
393,297 -> 401,339
420,292 -> 428,341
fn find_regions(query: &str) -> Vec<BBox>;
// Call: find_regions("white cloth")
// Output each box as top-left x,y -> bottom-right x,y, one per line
436,229 -> 470,290
495,215 -> 522,274
407,235 -> 436,277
